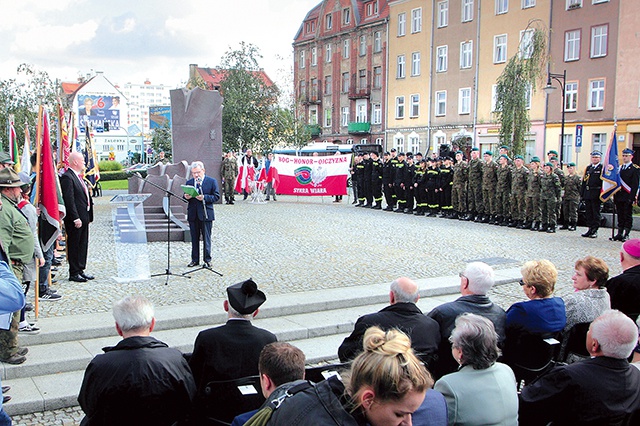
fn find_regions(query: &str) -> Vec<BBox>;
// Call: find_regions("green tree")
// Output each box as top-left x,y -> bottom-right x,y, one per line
0,64 -> 59,150
150,120 -> 172,161
494,21 -> 548,156
270,107 -> 311,151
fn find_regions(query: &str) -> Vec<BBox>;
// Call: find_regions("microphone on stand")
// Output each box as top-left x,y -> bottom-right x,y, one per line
196,177 -> 208,220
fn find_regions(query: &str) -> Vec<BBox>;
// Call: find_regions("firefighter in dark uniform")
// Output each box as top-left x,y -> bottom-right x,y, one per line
613,148 -> 640,241
354,153 -> 366,206
394,152 -> 407,212
425,158 -> 440,217
580,151 -> 603,238
439,157 -> 454,218
413,160 -> 428,215
382,151 -> 396,211
362,152 -> 373,207
370,151 -> 383,209
403,154 -> 415,214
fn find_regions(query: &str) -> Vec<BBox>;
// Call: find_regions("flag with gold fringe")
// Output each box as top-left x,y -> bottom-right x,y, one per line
600,128 -> 621,202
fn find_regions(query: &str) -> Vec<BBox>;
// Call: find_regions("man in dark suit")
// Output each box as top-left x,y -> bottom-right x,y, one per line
60,152 -> 94,282
338,277 -> 440,363
606,238 -> 640,322
184,161 -> 219,268
519,310 -> 640,425
613,148 -> 640,242
580,151 -> 603,238
189,280 -> 277,416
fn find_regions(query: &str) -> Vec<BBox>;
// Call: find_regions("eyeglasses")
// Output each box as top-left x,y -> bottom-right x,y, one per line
519,279 -> 526,286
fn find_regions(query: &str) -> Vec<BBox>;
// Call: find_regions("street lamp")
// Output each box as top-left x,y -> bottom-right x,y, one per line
544,70 -> 567,166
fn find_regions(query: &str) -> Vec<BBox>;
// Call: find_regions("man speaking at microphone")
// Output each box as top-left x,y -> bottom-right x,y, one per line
184,161 -> 220,268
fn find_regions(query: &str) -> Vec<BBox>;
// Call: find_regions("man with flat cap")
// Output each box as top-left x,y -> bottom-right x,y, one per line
189,279 -> 277,398
581,151 -> 603,238
613,148 -> 640,241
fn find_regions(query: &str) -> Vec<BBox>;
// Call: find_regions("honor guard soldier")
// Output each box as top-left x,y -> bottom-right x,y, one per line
540,162 -> 562,233
510,155 -> 529,228
495,154 -> 512,226
439,157 -> 454,218
581,151 -> 604,238
452,151 -> 469,220
468,148 -> 484,221
613,148 -> 640,241
525,157 -> 543,231
370,151 -> 384,209
382,152 -> 396,210
481,151 -> 498,223
561,162 -> 582,231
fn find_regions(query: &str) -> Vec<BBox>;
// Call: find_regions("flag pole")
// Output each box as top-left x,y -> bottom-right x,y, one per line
34,106 -> 44,319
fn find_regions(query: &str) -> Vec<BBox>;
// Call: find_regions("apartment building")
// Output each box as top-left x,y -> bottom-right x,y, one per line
293,0 -> 390,146
121,80 -> 172,135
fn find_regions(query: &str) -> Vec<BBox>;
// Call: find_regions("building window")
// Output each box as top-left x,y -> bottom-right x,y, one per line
566,0 -> 582,9
325,13 -> 332,30
437,1 -> 449,27
359,35 -> 367,56
460,41 -> 473,69
372,104 -> 382,124
522,0 -> 535,7
411,8 -> 422,33
324,75 -> 332,96
374,31 -> 382,53
397,55 -> 406,78
366,1 -> 378,16
324,108 -> 332,127
462,0 -> 474,22
562,134 -> 573,164
589,79 -> 605,110
341,107 -> 349,126
491,84 -> 498,111
565,81 -> 578,111
342,72 -> 350,93
299,81 -> 307,98
394,134 -> 405,151
459,88 -> 471,114
496,0 -> 508,14
519,29 -> 534,59
592,133 -> 607,153
524,83 -> 532,109
411,52 -> 421,76
436,46 -> 448,72
593,0 -> 609,3
325,44 -> 332,62
343,39 -> 350,59
356,101 -> 367,122
590,25 -> 608,58
435,91 -> 447,116
373,66 -> 382,88
398,13 -> 406,36
309,106 -> 318,125
358,69 -> 367,90
310,78 -> 318,98
494,34 -> 507,63
299,50 -> 305,68
396,96 -> 405,119
564,30 -> 580,61
343,8 -> 350,25
311,47 -> 317,66
409,134 -> 420,153
410,94 -> 420,117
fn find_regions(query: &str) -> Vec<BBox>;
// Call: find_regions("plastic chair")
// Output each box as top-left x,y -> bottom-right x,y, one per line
502,328 -> 562,385
199,375 -> 265,425
559,322 -> 591,363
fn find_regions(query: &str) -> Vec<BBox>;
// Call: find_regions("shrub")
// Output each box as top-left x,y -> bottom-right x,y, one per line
98,160 -> 123,172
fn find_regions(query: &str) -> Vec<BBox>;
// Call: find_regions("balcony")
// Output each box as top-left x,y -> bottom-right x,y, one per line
348,122 -> 371,134
349,85 -> 371,99
301,89 -> 322,105
305,124 -> 322,137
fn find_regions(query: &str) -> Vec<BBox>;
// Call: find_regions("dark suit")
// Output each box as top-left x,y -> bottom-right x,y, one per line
338,303 -> 440,363
189,319 -> 277,393
185,175 -> 219,264
581,163 -> 603,230
606,264 -> 640,322
60,169 -> 93,276
615,163 -> 640,231
519,356 -> 640,425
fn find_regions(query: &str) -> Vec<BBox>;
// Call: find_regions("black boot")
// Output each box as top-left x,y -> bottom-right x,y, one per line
538,223 -> 548,232
560,222 -> 569,230
516,220 -> 525,229
547,225 -> 556,233
508,218 -> 517,228
581,228 -> 594,238
567,221 -> 576,231
621,228 -> 631,242
612,228 -> 624,241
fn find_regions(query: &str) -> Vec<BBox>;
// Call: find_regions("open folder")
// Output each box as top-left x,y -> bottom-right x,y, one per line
181,185 -> 199,197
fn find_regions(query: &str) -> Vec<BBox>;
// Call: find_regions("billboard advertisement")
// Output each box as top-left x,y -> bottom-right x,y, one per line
78,95 -> 120,131
150,106 -> 171,129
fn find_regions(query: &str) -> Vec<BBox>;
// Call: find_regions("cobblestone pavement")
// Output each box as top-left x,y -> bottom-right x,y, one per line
14,190 -> 628,424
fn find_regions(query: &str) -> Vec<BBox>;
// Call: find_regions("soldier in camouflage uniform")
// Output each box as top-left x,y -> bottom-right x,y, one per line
539,162 -> 562,233
452,151 -> 468,220
550,156 -> 566,223
495,154 -> 512,226
561,162 -> 582,231
510,155 -> 530,228
481,151 -> 498,223
525,157 -> 543,231
468,148 -> 484,221
221,151 -> 239,204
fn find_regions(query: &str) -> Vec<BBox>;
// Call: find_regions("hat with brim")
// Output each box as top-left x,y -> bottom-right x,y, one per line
0,152 -> 14,165
0,168 -> 23,187
227,279 -> 266,315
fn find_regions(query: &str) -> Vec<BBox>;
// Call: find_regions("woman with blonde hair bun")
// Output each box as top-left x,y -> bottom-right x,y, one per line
264,326 -> 433,425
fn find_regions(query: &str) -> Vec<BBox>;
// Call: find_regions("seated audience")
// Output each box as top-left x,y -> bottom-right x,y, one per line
506,259 -> 566,335
264,327 -> 432,425
606,238 -> 640,321
338,277 -> 440,363
434,313 -> 518,426
519,310 -> 640,425
77,296 -> 196,426
428,262 -> 507,378
232,342 -> 306,426
189,279 -> 277,396
411,389 -> 449,426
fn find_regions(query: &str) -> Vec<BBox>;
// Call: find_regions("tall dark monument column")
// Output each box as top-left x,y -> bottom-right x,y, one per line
170,88 -> 223,190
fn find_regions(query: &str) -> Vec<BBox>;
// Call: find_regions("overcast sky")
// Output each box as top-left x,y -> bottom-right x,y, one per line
0,0 -> 319,91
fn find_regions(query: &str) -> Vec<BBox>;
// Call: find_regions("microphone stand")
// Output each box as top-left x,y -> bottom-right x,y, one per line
132,174 -> 190,285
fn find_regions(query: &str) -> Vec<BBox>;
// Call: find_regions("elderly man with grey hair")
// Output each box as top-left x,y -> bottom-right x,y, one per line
338,276 -> 440,363
78,296 -> 196,425
519,310 -> 640,425
428,262 -> 507,379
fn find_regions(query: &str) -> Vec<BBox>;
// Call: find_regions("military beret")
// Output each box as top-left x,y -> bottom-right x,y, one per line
456,150 -> 463,155
531,157 -> 541,163
500,145 -> 509,150
547,150 -> 558,156
549,156 -> 559,162
515,155 -> 524,160
567,162 -> 576,167
227,279 -> 266,315
499,154 -> 509,160
623,239 -> 640,258
544,162 -> 554,168
0,152 -> 14,165
484,150 -> 493,156
471,147 -> 479,152
591,151 -> 602,157
623,148 -> 634,155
